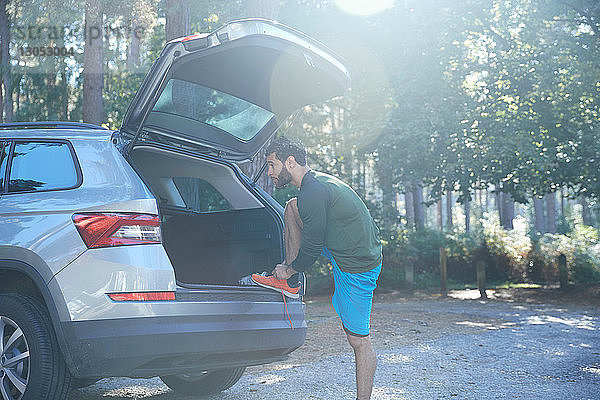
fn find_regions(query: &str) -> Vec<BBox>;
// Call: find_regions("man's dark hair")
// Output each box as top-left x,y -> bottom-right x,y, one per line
265,137 -> 307,166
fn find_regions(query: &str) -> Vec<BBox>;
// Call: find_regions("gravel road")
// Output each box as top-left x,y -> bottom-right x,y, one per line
68,293 -> 600,400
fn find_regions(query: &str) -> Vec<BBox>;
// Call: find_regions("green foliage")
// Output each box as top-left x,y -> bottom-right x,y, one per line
571,251 -> 600,283
271,185 -> 300,208
304,258 -> 334,296
481,215 -> 532,281
372,213 -> 600,293
529,225 -> 600,283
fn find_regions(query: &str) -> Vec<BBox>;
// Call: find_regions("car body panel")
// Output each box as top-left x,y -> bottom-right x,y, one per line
61,310 -> 306,377
52,244 -> 176,321
0,134 -> 157,278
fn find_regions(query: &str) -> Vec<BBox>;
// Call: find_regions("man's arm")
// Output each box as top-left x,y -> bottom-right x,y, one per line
289,183 -> 328,272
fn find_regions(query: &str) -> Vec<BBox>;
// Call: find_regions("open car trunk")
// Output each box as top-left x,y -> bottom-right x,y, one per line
130,145 -> 284,287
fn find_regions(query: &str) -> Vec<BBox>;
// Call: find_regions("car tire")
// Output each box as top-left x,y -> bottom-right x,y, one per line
0,294 -> 71,400
160,367 -> 245,396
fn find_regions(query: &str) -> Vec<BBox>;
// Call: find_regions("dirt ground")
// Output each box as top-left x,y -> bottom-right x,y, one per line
69,283 -> 599,399
247,283 -> 600,375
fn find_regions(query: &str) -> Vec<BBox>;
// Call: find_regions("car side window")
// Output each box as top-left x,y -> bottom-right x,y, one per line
173,177 -> 231,212
0,141 -> 8,191
8,141 -> 79,193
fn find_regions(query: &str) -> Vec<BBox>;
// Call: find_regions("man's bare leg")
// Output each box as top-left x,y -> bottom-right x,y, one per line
346,333 -> 377,400
284,198 -> 303,265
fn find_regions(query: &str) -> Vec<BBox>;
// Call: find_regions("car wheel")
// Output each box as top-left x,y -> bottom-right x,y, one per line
0,294 -> 71,400
160,367 -> 245,396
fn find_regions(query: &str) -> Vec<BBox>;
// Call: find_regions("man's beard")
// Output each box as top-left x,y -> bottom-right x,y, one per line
275,165 -> 292,188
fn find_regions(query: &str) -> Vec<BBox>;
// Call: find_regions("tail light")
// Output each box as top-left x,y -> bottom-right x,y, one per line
72,213 -> 161,249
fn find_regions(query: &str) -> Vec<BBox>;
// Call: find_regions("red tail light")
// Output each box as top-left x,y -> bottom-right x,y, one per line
72,213 -> 161,249
107,292 -> 175,301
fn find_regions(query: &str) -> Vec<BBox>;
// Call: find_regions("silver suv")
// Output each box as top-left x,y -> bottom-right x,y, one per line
0,19 -> 349,399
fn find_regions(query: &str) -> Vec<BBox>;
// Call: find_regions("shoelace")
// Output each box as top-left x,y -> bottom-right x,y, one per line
281,289 -> 294,330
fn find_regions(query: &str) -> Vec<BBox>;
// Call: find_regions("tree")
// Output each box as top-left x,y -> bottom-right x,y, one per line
83,0 -> 103,125
0,0 -> 12,122
533,196 -> 545,233
405,189 -> 414,228
546,192 -> 557,233
581,196 -> 591,226
498,192 -> 515,230
165,0 -> 189,41
126,1 -> 157,68
446,191 -> 453,229
245,0 -> 279,19
412,180 -> 425,230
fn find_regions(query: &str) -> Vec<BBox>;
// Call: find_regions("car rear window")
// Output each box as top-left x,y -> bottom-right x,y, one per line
152,78 -> 274,141
173,177 -> 231,212
8,141 -> 80,193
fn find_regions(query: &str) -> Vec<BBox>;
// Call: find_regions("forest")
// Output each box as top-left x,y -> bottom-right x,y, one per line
1,0 -> 599,292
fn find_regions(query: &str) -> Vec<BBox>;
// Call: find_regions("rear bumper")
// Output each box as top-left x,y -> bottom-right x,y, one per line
62,300 -> 306,378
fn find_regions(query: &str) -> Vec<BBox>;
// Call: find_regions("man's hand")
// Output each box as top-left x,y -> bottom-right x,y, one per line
272,263 -> 297,280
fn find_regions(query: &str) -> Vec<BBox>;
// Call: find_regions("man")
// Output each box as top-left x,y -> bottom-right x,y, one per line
252,137 -> 383,400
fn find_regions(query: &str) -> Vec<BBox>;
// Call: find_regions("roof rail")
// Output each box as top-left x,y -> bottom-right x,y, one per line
0,121 -> 109,130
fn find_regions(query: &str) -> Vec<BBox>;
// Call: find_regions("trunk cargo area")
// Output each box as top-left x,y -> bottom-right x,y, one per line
129,145 -> 284,286
161,207 -> 281,285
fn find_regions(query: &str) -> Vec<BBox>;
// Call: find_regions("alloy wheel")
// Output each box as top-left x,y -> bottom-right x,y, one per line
0,316 -> 30,400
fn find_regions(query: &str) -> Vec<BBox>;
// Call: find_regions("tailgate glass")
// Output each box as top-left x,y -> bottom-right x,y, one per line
152,78 -> 274,141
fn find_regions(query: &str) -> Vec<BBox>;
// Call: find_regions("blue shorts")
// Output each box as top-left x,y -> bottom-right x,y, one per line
322,247 -> 382,337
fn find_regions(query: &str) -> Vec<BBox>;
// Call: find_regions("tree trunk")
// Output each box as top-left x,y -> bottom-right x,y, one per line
165,0 -> 190,41
507,195 -> 515,228
13,81 -> 17,116
501,192 -> 514,230
465,196 -> 470,232
245,0 -> 280,19
581,196 -> 591,226
446,191 -> 453,229
437,198 -> 443,230
83,0 -> 104,125
61,71 -> 68,119
533,196 -> 545,233
496,191 -> 503,226
546,192 -> 557,234
127,33 -> 140,69
439,247 -> 447,297
484,188 -> 489,213
126,8 -> 142,69
412,180 -> 425,231
405,188 -> 414,229
560,187 -> 565,219
378,166 -> 395,231
558,254 -> 568,289
0,0 -> 12,122
477,260 -> 487,299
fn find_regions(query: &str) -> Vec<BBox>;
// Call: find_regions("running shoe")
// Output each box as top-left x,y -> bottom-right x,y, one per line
251,274 -> 300,298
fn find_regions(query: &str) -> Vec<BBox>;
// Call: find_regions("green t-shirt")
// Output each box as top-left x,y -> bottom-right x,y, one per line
290,171 -> 383,274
